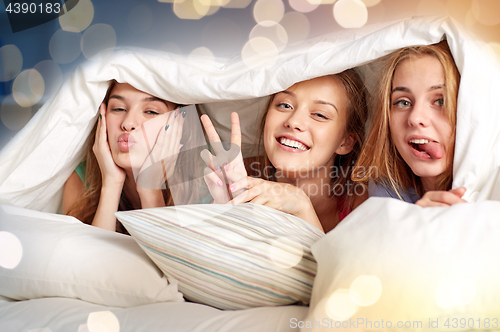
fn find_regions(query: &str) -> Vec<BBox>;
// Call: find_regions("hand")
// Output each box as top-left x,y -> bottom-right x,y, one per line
200,112 -> 248,204
135,108 -> 185,191
229,176 -> 324,231
93,103 -> 126,187
416,187 -> 467,207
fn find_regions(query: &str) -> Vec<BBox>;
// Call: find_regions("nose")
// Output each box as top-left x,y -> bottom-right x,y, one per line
121,110 -> 139,132
407,101 -> 431,128
283,109 -> 307,132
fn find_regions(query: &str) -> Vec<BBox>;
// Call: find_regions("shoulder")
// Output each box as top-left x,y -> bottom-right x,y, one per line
368,179 -> 419,203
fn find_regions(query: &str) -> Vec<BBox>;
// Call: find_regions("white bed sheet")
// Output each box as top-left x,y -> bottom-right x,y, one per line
0,298 -> 307,332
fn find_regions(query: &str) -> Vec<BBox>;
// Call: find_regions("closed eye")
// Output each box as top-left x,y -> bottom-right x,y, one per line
111,107 -> 126,112
313,113 -> 329,120
145,110 -> 160,115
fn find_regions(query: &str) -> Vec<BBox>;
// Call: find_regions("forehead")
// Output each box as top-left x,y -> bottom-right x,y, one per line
110,83 -> 148,96
287,75 -> 348,108
393,55 -> 444,86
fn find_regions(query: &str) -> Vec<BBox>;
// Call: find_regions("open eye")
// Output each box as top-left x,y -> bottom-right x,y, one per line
277,102 -> 292,110
392,99 -> 411,108
433,98 -> 444,107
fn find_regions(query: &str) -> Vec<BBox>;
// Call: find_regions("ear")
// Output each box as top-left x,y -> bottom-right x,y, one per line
335,133 -> 355,155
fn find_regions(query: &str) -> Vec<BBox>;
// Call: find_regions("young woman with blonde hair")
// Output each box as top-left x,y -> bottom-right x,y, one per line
353,40 -> 466,207
201,69 -> 368,233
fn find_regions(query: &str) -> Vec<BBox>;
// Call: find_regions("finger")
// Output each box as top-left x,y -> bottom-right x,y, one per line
98,103 -> 108,146
201,114 -> 222,143
200,149 -> 215,170
423,191 -> 466,205
203,167 -> 224,187
230,112 -> 242,147
449,187 -> 466,198
416,199 -> 450,208
230,185 -> 263,205
230,176 -> 260,192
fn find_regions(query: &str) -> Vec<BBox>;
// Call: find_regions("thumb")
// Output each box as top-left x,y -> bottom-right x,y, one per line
449,187 -> 466,198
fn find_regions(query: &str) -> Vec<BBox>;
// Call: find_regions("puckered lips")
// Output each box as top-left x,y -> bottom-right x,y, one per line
407,135 -> 444,160
275,134 -> 310,153
118,133 -> 136,152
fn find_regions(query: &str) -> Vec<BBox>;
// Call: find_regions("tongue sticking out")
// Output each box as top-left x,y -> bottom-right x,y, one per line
419,142 -> 444,159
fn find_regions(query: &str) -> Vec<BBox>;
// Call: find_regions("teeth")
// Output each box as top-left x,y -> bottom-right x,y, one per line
409,139 -> 429,144
280,137 -> 308,150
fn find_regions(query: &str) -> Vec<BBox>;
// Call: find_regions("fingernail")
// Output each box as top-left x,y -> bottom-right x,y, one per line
229,185 -> 235,192
180,144 -> 184,151
99,113 -> 102,120
178,108 -> 183,114
165,124 -> 170,131
182,110 -> 187,118
217,180 -> 223,187
225,164 -> 229,172
215,166 -> 221,172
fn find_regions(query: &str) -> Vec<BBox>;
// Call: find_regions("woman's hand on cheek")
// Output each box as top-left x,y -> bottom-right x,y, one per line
135,109 -> 185,192
93,103 -> 126,187
415,187 -> 467,207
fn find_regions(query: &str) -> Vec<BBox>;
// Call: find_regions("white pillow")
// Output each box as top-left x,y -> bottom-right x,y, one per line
0,205 -> 184,307
115,203 -> 324,310
304,198 -> 500,331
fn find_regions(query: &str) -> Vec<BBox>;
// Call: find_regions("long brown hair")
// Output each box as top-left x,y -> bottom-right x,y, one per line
250,68 -> 368,211
352,40 -> 460,197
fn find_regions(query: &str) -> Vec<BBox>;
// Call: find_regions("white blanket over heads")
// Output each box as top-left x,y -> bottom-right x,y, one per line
0,16 -> 499,212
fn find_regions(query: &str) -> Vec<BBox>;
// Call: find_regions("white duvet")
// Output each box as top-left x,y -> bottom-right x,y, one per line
0,16 -> 500,332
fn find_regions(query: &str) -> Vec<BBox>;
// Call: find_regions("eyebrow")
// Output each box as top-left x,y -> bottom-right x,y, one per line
391,84 -> 445,94
279,90 -> 339,113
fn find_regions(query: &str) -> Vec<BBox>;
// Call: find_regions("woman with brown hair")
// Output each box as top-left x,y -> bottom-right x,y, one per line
201,69 -> 368,233
353,40 -> 466,207
62,81 -> 186,233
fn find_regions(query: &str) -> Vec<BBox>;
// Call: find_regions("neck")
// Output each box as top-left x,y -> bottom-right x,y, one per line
276,168 -> 339,232
421,176 -> 438,193
123,171 -> 142,210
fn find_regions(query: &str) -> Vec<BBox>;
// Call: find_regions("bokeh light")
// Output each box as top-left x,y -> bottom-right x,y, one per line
471,0 -> 500,26
253,0 -> 285,27
87,311 -> 120,332
0,45 -> 23,82
250,23 -> 288,52
222,0 -> 252,8
280,12 -> 310,44
202,18 -> 242,54
0,231 -> 23,269
33,60 -> 63,100
325,289 -> 358,321
289,0 -> 319,13
59,0 -> 95,33
199,0 -> 222,16
416,0 -> 447,16
361,0 -> 380,6
349,275 -> 382,306
173,0 -> 210,20
465,9 -> 479,31
81,24 -> 117,60
188,47 -> 215,64
12,69 -> 45,108
269,237 -> 303,269
435,279 -> 476,309
0,95 -> 32,131
128,5 -> 153,33
333,0 -> 368,28
241,37 -> 279,68
49,29 -> 82,64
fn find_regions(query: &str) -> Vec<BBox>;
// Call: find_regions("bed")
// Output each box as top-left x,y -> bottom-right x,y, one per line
1,16 -> 500,332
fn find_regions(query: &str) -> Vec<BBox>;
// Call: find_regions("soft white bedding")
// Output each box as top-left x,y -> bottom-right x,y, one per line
0,298 -> 308,332
0,16 -> 499,332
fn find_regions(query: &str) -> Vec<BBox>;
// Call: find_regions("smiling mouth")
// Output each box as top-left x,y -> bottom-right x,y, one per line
277,137 -> 309,151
